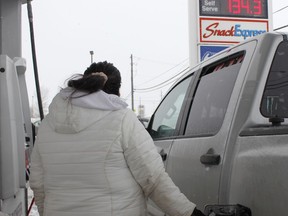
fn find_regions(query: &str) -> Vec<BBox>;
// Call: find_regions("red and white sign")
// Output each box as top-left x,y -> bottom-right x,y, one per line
200,17 -> 269,44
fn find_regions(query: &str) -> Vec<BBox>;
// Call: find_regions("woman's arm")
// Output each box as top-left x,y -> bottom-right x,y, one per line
122,110 -> 196,216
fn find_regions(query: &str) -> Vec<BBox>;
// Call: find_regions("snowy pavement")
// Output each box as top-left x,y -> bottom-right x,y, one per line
27,186 -> 39,216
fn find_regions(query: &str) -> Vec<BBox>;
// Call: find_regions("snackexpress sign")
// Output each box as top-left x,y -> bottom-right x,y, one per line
200,17 -> 268,43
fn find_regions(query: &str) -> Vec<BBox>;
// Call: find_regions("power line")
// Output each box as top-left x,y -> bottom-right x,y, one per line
135,66 -> 189,92
273,5 -> 288,14
136,58 -> 189,87
274,24 -> 288,31
134,56 -> 180,66
272,5 -> 288,31
135,66 -> 188,91
135,77 -> 178,93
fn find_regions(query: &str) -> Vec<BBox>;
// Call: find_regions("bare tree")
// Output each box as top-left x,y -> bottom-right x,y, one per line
30,86 -> 50,120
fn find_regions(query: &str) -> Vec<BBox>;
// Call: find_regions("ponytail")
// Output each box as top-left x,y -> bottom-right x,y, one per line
68,72 -> 108,94
67,61 -> 121,96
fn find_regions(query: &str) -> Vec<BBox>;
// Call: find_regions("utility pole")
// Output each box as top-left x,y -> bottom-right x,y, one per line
130,54 -> 134,111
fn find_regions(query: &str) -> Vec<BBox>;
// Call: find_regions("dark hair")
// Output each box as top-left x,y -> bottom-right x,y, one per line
67,61 -> 121,96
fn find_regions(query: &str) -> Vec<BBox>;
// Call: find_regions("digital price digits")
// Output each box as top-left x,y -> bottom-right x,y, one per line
200,0 -> 267,18
228,0 -> 262,16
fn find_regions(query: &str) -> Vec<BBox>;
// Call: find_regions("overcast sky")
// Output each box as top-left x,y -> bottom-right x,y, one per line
21,0 -> 288,117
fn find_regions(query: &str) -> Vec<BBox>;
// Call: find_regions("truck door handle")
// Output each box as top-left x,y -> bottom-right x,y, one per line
200,148 -> 221,165
157,148 -> 167,161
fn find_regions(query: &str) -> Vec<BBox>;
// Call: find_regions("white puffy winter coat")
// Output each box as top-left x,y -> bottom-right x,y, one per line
30,90 -> 195,216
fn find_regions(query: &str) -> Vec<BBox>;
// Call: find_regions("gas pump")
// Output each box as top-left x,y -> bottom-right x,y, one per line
0,56 -> 30,216
0,0 -> 34,215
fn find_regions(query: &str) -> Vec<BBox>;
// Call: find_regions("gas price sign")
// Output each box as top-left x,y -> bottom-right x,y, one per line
200,0 -> 268,19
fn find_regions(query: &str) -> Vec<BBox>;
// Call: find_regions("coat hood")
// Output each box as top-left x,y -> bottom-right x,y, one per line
46,88 -> 128,134
59,87 -> 128,111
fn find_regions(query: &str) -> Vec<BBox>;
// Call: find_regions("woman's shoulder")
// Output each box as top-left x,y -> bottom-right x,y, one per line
117,108 -> 138,119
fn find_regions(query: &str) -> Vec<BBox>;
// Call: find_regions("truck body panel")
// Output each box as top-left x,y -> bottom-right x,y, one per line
148,32 -> 288,216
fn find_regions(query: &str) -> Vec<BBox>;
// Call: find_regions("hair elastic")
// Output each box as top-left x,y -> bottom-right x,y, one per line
91,72 -> 108,85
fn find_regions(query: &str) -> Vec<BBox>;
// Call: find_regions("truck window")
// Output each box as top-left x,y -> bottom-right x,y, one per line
149,75 -> 193,139
261,41 -> 288,118
185,52 -> 244,136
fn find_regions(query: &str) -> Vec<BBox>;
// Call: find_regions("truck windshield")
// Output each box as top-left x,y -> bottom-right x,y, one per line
261,41 -> 288,118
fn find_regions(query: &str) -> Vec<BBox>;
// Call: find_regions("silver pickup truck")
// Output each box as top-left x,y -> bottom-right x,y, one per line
147,32 -> 288,216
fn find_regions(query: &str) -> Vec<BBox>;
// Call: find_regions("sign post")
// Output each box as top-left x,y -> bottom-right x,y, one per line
188,0 -> 273,66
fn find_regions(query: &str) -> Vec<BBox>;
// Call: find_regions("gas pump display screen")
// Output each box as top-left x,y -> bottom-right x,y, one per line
199,0 -> 268,19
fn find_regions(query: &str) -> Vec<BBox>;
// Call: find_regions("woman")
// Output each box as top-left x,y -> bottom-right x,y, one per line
30,61 -> 205,216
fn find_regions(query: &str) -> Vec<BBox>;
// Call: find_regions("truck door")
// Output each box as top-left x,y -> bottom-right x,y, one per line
147,69 -> 198,216
165,51 -> 246,211
148,72 -> 196,167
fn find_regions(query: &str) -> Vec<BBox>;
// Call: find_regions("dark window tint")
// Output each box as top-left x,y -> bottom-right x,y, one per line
185,53 -> 244,136
261,41 -> 288,118
150,76 -> 192,139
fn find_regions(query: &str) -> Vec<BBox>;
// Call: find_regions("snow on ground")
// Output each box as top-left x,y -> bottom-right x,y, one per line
27,185 -> 39,216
